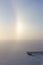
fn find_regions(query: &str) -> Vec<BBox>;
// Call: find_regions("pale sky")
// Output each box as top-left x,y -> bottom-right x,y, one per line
0,0 -> 43,40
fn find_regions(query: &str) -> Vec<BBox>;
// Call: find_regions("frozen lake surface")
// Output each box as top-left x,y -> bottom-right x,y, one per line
0,40 -> 43,65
